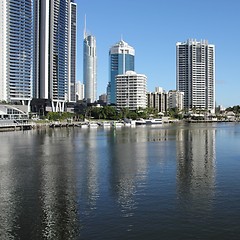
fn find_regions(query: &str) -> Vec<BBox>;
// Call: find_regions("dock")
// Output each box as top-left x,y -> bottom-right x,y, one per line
0,122 -> 35,131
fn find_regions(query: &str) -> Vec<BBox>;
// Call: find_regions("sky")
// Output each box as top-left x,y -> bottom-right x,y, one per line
76,0 -> 240,108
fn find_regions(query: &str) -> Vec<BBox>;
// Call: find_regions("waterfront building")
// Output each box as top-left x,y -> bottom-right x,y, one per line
33,0 -> 77,112
83,17 -> 97,103
0,105 -> 28,120
109,40 -> 135,105
176,39 -> 215,113
147,87 -> 168,113
168,90 -> 184,111
68,0 -> 77,102
116,71 -> 147,111
0,0 -> 33,110
76,81 -> 84,101
0,0 -> 7,102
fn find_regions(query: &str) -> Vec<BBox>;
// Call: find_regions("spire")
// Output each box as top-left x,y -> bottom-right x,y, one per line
84,14 -> 87,39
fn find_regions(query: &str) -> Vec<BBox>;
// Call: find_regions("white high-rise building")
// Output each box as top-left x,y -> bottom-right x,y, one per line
83,18 -> 97,103
176,39 -> 215,113
116,71 -> 147,110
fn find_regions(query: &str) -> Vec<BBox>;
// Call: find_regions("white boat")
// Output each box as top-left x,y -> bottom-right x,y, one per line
80,123 -> 88,128
135,118 -> 146,125
146,118 -> 163,125
88,122 -> 98,128
124,122 -> 131,127
102,122 -> 111,127
112,121 -> 123,127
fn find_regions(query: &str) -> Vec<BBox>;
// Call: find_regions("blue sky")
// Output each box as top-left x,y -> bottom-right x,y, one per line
76,0 -> 240,107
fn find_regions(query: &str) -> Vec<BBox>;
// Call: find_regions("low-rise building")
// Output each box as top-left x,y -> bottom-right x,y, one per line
168,90 -> 184,110
76,81 -> 84,101
147,87 -> 168,113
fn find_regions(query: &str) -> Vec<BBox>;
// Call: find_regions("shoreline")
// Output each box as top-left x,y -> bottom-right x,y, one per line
0,119 -> 239,132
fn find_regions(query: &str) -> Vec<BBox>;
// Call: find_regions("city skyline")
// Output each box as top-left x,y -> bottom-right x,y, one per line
0,0 -> 77,112
76,0 -> 240,108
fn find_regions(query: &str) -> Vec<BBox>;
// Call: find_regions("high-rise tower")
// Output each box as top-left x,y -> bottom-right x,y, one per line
0,0 -> 33,108
0,0 -> 7,102
176,39 -> 215,113
83,18 -> 97,103
108,40 -> 135,105
68,0 -> 77,102
34,0 -> 76,112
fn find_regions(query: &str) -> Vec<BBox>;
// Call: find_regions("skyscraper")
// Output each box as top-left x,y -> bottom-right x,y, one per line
0,0 -> 7,102
68,0 -> 77,102
34,0 -> 76,112
109,40 -> 135,105
0,0 -> 33,107
83,20 -> 97,103
176,39 -> 215,113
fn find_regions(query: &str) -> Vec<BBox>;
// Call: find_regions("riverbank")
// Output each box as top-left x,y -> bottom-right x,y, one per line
0,119 -> 239,132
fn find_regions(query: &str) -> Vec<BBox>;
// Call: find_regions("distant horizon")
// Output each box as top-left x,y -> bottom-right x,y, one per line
76,0 -> 240,108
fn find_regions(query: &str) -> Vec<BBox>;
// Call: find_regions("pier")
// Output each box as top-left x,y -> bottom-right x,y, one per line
0,122 -> 34,131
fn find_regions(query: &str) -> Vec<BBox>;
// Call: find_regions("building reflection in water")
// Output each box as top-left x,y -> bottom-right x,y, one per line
75,129 -> 99,214
39,129 -> 79,239
0,129 -> 80,239
0,133 -> 19,239
109,128 -> 148,218
176,126 -> 216,211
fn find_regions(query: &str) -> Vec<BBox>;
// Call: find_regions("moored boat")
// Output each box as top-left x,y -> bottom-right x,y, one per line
112,121 -> 124,127
102,122 -> 111,127
146,118 -> 163,125
135,118 -> 146,125
88,122 -> 98,128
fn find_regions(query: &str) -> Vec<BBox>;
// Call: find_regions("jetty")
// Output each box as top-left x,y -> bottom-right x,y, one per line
0,122 -> 34,131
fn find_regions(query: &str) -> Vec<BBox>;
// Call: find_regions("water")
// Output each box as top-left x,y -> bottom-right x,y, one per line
0,123 -> 240,239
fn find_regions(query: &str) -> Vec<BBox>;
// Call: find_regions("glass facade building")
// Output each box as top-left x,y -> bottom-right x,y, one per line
0,0 -> 7,101
68,0 -> 77,102
50,0 -> 69,104
1,0 -> 76,112
33,0 -> 76,112
4,0 -> 34,104
109,40 -> 135,105
83,34 -> 97,103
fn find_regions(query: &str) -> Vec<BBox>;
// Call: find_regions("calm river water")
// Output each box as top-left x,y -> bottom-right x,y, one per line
1,123 -> 240,239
